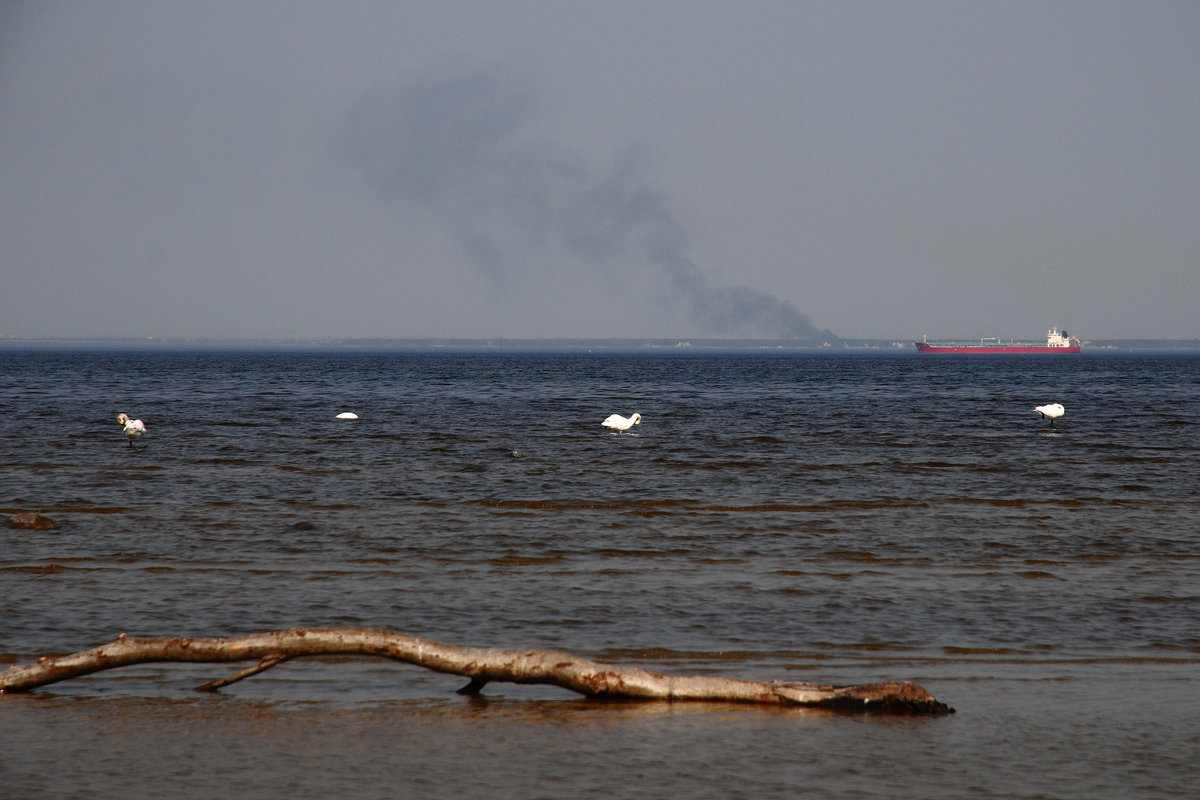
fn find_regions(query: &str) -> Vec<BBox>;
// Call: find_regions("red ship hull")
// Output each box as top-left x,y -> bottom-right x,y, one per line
915,343 -> 1080,354
916,327 -> 1081,354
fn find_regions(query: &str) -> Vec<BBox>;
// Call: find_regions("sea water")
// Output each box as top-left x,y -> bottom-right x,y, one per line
1,348 -> 1197,798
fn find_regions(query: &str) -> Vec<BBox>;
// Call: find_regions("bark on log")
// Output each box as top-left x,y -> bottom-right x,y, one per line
0,628 -> 953,714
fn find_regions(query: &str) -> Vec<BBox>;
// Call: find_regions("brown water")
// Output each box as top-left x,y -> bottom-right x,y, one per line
2,349 -> 1198,798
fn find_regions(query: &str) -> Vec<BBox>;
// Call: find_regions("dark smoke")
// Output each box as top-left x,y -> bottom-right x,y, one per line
339,64 -> 835,341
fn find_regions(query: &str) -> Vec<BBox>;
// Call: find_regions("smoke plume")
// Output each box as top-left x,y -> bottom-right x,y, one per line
339,64 -> 834,341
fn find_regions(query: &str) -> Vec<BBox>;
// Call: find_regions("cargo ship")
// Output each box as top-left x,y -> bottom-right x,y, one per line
915,327 -> 1081,354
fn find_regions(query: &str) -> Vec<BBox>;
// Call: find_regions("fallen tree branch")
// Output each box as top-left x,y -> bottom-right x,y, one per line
0,628 -> 953,714
194,653 -> 291,692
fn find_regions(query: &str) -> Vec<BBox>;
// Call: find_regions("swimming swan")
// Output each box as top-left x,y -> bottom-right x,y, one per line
602,412 -> 642,431
335,412 -> 359,419
116,413 -> 146,446
1034,403 -> 1065,426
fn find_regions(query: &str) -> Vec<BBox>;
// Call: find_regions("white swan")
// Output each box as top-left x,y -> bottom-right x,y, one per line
335,412 -> 359,420
116,413 -> 146,446
1034,403 -> 1065,426
602,412 -> 642,431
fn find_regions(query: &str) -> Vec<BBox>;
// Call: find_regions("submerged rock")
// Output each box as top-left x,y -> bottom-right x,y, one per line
9,512 -> 59,530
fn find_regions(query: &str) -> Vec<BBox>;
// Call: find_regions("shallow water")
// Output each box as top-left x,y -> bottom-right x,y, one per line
2,349 -> 1198,797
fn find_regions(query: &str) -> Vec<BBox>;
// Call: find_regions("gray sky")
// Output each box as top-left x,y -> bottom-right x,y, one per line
2,1 -> 1197,341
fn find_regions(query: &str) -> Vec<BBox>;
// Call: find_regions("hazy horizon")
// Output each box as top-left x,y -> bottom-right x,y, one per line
3,2 -> 1197,341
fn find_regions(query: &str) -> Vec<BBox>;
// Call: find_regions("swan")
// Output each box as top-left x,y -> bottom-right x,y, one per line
116,413 -> 146,446
602,412 -> 642,431
335,412 -> 359,420
1034,403 -> 1065,426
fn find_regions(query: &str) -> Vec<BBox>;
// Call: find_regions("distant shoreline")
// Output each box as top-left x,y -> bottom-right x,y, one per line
2,336 -> 1199,352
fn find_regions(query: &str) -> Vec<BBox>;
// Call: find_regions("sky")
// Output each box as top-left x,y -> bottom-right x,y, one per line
2,1 -> 1197,342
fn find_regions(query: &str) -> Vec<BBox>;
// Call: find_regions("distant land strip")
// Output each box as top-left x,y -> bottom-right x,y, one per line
1,337 -> 1198,352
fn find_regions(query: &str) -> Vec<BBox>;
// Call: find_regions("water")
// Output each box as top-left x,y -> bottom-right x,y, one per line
2,348 -> 1198,798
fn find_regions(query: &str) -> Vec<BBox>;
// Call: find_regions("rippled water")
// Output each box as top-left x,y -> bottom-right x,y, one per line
2,348 -> 1198,798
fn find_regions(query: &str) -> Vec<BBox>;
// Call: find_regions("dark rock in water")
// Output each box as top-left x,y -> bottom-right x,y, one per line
9,512 -> 59,530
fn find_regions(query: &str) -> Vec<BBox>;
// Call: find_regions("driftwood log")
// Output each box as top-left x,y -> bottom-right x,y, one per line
0,628 -> 953,714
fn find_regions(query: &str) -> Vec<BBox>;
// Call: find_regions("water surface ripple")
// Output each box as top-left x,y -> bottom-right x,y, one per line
2,350 -> 1197,798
